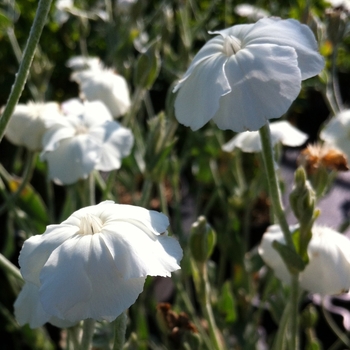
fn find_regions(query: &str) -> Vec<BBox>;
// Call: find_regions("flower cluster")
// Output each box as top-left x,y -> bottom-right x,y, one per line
14,201 -> 183,328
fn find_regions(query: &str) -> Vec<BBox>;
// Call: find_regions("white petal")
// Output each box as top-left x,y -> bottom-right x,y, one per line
41,123 -> 76,152
64,202 -> 170,236
242,18 -> 325,79
19,225 -> 78,284
213,44 -> 301,131
14,282 -> 52,328
82,101 -> 113,127
258,226 -> 291,284
174,53 -> 231,130
61,98 -> 85,115
92,121 -> 134,171
270,121 -> 308,146
320,111 -> 350,143
221,131 -> 261,152
14,282 -> 75,328
43,135 -> 101,185
101,222 -> 182,279
174,36 -> 229,90
39,234 -> 145,322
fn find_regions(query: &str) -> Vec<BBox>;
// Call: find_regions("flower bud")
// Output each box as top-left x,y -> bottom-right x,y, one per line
189,216 -> 216,263
289,167 -> 316,227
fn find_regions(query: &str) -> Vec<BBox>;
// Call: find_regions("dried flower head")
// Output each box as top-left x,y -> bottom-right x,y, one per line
298,143 -> 349,174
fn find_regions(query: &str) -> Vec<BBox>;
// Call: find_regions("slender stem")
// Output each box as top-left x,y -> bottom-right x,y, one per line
259,123 -> 299,349
289,274 -> 300,350
139,178 -> 153,207
80,318 -> 96,350
46,174 -> 55,223
0,0 -> 53,143
0,253 -> 23,282
6,27 -> 40,100
89,172 -> 95,206
259,124 -> 294,250
322,299 -> 350,348
272,300 -> 290,350
198,263 -> 226,350
112,312 -> 128,350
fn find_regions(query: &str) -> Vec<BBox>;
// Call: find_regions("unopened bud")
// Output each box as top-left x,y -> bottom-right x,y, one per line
189,216 -> 216,263
289,167 -> 316,226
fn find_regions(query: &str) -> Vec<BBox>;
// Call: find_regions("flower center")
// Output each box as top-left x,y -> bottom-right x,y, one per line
223,35 -> 242,56
75,124 -> 88,135
79,214 -> 103,235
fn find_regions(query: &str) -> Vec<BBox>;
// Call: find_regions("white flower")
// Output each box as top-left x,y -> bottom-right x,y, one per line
4,102 -> 63,151
71,66 -> 131,118
320,110 -> 350,161
327,0 -> 350,11
14,201 -> 183,327
173,18 -> 324,132
258,224 -> 350,295
41,100 -> 134,185
234,4 -> 269,21
222,121 -> 308,153
54,0 -> 74,24
66,56 -> 102,71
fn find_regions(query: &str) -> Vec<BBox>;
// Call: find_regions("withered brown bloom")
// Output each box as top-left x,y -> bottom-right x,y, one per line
298,143 -> 349,174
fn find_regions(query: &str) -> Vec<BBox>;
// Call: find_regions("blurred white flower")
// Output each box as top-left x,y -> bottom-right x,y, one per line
327,0 -> 350,10
41,100 -> 133,185
234,4 -> 269,21
14,201 -> 183,327
174,18 -> 324,132
320,110 -> 350,161
54,0 -> 74,24
222,121 -> 307,153
66,56 -> 102,71
4,102 -> 63,151
71,66 -> 131,118
259,224 -> 350,295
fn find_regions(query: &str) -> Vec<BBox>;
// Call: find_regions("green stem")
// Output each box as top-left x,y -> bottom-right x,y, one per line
322,299 -> 350,348
198,263 -> 226,350
0,0 -> 53,143
259,124 -> 294,250
89,172 -> 95,206
289,274 -> 300,350
0,253 -> 23,282
112,312 -> 128,350
259,123 -> 299,349
272,300 -> 290,350
80,318 -> 96,350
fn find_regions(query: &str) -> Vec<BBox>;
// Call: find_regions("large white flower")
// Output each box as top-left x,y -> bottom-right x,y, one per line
173,18 -> 324,132
259,225 -> 350,295
71,66 -> 131,118
41,100 -> 133,185
222,121 -> 307,153
4,102 -> 63,151
14,201 -> 182,327
320,110 -> 350,161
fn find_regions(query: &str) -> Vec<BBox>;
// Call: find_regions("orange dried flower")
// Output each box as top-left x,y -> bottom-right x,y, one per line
298,144 -> 349,174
